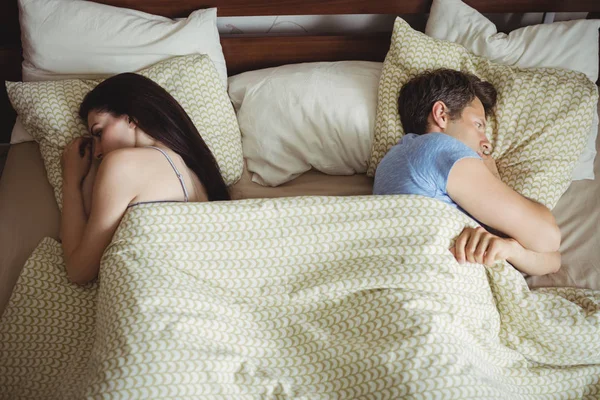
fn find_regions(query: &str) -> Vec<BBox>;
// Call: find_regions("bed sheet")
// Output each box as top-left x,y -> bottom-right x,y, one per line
0,100 -> 599,316
0,142 -> 60,317
525,114 -> 600,288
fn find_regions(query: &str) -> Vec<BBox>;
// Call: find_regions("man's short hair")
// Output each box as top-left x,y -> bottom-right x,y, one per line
398,69 -> 497,135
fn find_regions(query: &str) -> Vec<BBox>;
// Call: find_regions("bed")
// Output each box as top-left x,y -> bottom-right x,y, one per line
1,0 -> 600,398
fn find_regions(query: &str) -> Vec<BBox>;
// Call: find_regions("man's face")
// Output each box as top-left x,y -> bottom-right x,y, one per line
444,97 -> 491,157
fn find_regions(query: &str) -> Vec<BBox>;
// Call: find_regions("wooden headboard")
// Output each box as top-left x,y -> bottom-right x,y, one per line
1,0 -> 599,143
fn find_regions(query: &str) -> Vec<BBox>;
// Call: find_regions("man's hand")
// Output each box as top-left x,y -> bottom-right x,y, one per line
450,226 -> 518,266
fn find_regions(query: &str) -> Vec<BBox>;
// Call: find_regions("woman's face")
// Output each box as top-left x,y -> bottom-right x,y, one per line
444,97 -> 492,157
87,110 -> 135,160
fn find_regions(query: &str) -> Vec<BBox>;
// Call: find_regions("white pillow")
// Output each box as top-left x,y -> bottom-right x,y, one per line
9,118 -> 30,144
12,0 -> 227,144
229,61 -> 381,187
425,0 -> 600,181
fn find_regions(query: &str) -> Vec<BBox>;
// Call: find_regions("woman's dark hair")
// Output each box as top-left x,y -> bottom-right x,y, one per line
79,73 -> 230,201
398,69 -> 497,135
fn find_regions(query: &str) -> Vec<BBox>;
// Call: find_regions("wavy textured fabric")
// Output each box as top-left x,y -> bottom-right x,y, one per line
2,196 -> 600,398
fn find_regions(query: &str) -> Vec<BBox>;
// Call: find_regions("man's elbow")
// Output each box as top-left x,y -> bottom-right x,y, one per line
530,218 -> 561,253
528,202 -> 561,252
544,251 -> 562,275
542,223 -> 561,253
544,207 -> 562,252
551,253 -> 561,274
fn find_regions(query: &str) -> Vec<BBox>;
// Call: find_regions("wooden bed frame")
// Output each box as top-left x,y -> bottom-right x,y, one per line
1,0 -> 599,143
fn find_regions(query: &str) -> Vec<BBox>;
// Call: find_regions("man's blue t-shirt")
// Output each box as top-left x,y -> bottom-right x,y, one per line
373,133 -> 481,209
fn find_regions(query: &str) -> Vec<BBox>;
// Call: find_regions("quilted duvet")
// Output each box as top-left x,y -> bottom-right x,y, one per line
1,195 -> 600,399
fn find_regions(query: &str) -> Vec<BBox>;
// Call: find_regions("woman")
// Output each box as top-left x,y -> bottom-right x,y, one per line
373,69 -> 561,276
61,73 -> 230,285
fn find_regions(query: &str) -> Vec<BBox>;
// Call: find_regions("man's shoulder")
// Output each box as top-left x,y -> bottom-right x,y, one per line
417,133 -> 479,162
417,132 -> 455,146
396,133 -> 455,161
399,132 -> 455,150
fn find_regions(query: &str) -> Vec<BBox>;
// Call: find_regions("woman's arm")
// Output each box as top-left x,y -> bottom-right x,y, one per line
61,138 -> 92,253
61,147 -> 140,284
60,146 -> 98,247
61,183 -> 88,260
82,157 -> 100,218
447,158 -> 561,253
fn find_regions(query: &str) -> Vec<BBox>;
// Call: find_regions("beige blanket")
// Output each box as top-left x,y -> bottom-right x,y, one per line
1,195 -> 600,398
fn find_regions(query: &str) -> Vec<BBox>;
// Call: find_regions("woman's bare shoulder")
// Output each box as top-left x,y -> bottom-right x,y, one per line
98,147 -> 159,174
94,148 -> 151,189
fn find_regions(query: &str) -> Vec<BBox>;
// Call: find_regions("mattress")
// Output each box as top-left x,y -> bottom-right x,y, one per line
0,102 -> 599,315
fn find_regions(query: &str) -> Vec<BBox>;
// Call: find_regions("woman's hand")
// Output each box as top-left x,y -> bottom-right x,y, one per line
450,226 -> 519,266
62,137 -> 93,186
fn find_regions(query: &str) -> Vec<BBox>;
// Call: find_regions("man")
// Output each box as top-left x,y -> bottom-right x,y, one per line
374,69 -> 560,276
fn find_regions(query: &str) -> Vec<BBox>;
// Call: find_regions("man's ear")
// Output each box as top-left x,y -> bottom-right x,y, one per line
429,101 -> 449,132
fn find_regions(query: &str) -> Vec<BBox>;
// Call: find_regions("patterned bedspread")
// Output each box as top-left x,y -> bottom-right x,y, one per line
2,195 -> 600,399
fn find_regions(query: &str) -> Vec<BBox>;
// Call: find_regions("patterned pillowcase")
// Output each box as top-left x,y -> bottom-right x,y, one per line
368,18 -> 598,209
7,54 -> 244,210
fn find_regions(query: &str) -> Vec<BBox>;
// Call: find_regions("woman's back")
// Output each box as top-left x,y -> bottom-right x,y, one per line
125,146 -> 208,208
82,144 -> 208,215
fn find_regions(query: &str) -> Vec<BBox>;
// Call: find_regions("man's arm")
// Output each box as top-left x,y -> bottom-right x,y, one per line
451,227 -> 560,276
447,158 -> 560,253
506,241 -> 561,276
